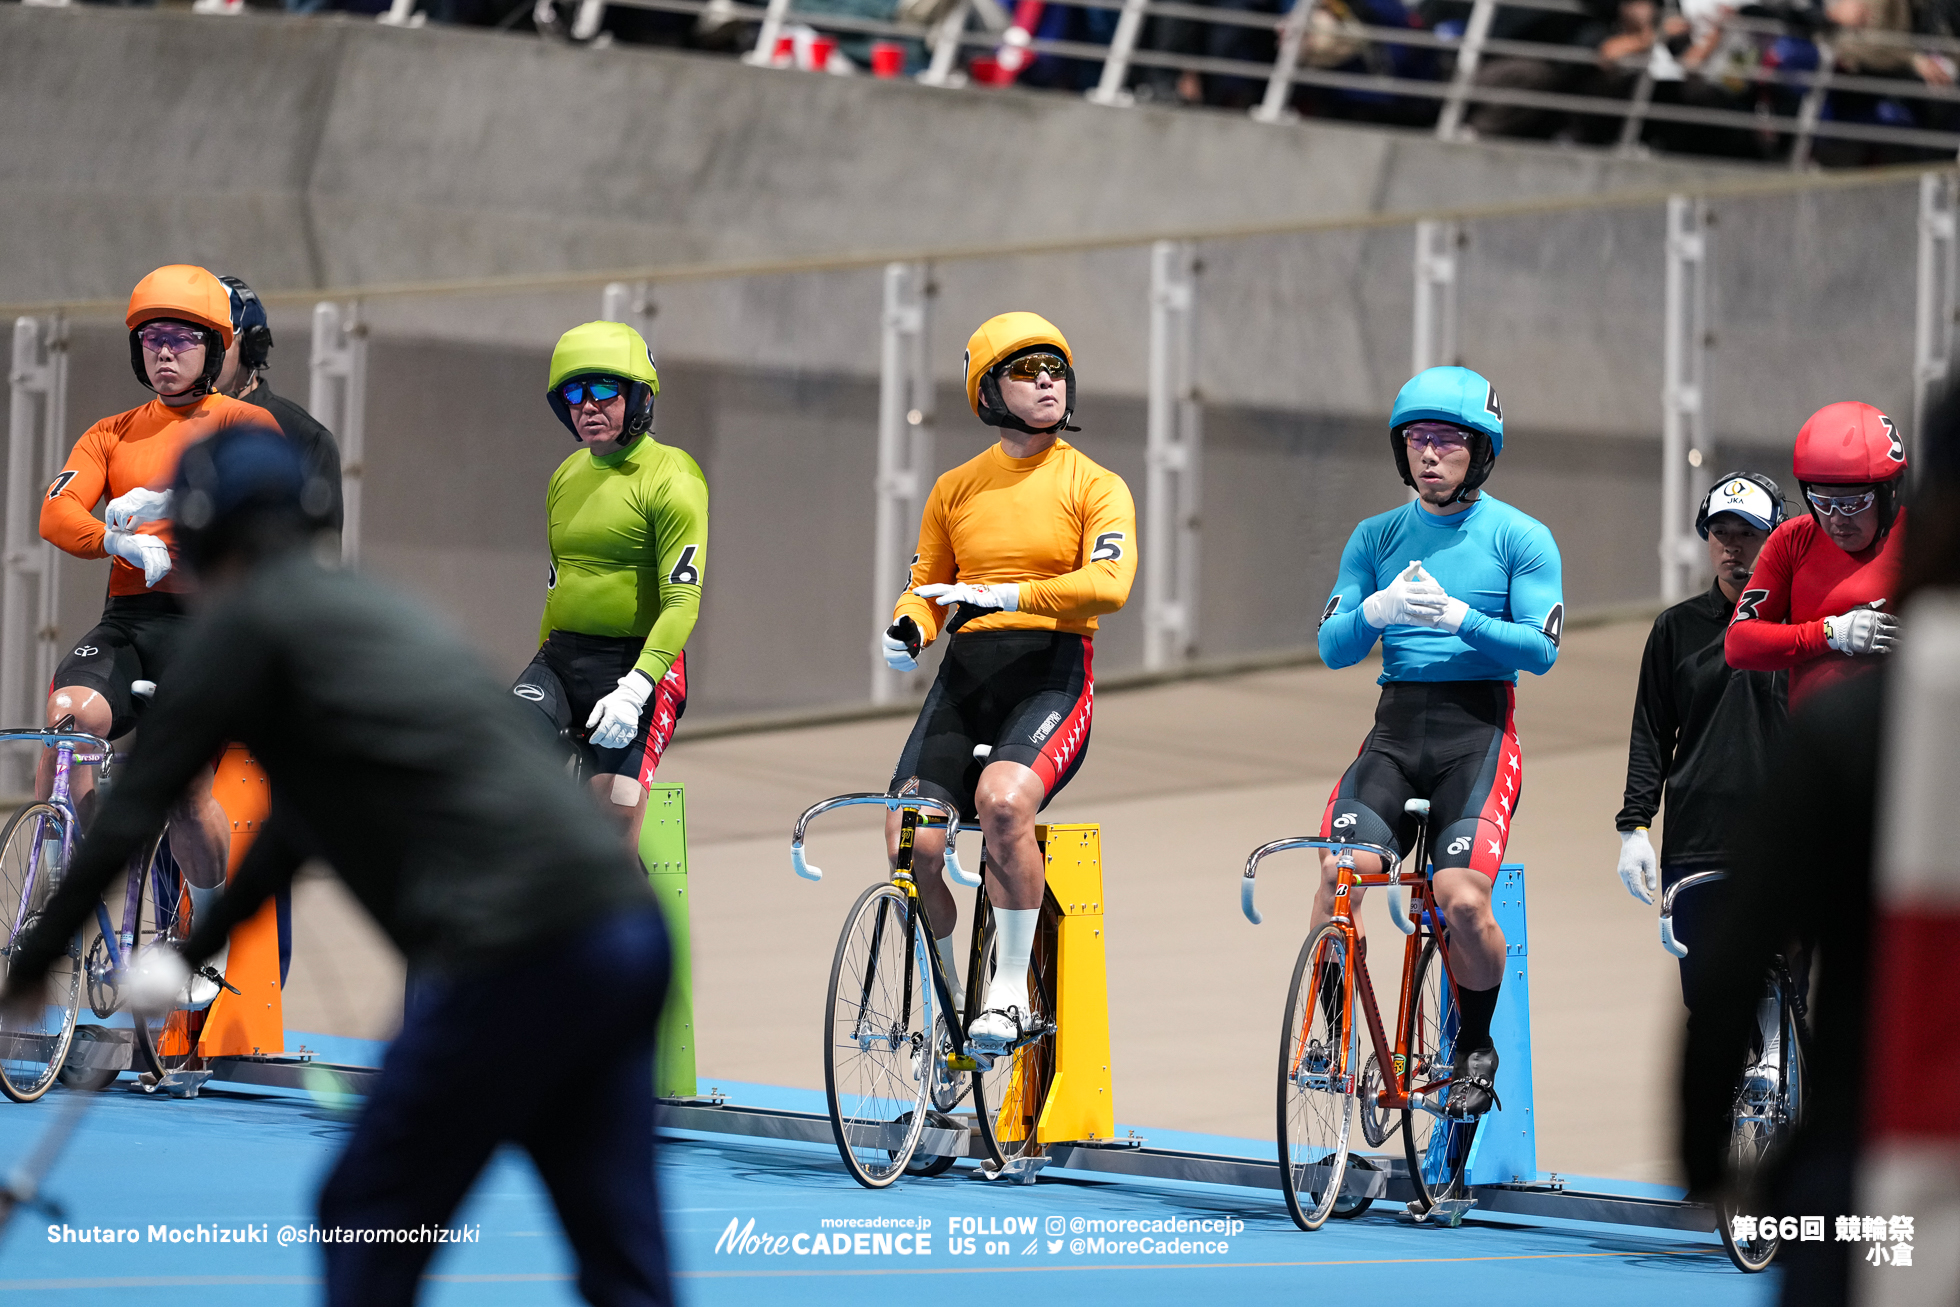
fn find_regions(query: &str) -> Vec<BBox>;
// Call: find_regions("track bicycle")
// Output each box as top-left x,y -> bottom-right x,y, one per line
1661,870 -> 1808,1274
1242,797 -> 1482,1230
792,781 -> 1061,1189
0,714 -> 231,1103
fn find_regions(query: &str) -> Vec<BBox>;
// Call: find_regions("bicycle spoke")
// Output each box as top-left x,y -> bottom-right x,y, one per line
825,884 -> 931,1187
1278,922 -> 1357,1231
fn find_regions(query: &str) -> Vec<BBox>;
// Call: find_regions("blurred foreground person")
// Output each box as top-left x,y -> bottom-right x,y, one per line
3,428 -> 672,1307
1681,396 -> 1960,1307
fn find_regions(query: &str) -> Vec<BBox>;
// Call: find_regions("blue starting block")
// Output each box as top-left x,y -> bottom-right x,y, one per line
1426,864 -> 1537,1188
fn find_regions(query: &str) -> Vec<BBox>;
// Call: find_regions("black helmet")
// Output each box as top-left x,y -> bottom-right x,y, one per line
171,427 -> 335,572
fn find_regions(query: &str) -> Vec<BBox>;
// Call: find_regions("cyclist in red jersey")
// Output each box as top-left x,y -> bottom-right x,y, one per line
1725,402 -> 1907,708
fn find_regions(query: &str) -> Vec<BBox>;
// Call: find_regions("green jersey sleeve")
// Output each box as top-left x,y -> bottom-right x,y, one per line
636,453 -> 709,681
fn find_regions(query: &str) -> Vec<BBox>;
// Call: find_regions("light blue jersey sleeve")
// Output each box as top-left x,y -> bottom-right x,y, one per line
1451,514 -> 1563,677
1318,518 -> 1388,669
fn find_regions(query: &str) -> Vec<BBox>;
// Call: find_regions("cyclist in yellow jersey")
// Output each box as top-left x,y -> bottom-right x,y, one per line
512,322 -> 707,846
880,312 -> 1137,1052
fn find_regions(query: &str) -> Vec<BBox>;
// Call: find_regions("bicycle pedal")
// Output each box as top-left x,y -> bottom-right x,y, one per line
971,1156 -> 1049,1185
946,1053 -> 993,1073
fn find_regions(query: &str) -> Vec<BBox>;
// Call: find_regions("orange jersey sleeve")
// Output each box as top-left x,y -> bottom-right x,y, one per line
889,440 -> 1137,644
40,395 -> 265,596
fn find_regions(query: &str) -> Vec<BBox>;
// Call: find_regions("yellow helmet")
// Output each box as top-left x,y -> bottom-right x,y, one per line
963,312 -> 1076,434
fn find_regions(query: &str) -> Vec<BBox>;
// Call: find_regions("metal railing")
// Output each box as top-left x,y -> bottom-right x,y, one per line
504,0 -> 1960,166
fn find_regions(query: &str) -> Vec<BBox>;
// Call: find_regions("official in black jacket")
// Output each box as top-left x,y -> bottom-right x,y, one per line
216,274 -> 344,534
1616,473 -> 1788,1008
3,429 -> 672,1307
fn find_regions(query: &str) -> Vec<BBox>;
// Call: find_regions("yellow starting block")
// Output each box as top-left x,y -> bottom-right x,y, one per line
1017,822 -> 1114,1147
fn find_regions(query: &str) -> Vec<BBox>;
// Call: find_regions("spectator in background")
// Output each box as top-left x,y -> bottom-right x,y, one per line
1454,0 -> 1622,138
1291,0 -> 1443,125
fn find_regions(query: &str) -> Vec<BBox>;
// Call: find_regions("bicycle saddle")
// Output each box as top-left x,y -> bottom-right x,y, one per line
1403,799 -> 1431,818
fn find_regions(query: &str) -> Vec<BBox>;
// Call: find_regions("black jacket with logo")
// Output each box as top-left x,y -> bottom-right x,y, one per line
1617,581 -> 1787,867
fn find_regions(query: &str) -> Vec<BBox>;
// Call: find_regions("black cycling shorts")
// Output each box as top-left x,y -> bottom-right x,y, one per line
512,633 -> 688,787
888,631 -> 1094,822
50,593 -> 189,740
1319,680 -> 1521,882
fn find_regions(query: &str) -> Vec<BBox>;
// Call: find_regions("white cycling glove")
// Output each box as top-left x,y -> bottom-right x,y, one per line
1822,601 -> 1897,656
913,582 -> 1020,613
105,487 -> 174,532
1411,564 -> 1472,634
1617,828 -> 1658,905
882,617 -> 922,672
1360,561 -> 1447,629
124,946 -> 191,1017
587,670 -> 654,750
103,529 -> 173,588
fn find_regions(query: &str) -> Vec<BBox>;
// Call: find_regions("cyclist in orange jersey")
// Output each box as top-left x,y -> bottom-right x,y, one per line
37,265 -> 264,1000
880,312 -> 1137,1053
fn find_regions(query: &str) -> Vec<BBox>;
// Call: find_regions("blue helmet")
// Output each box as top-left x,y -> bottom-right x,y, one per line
171,426 -> 333,571
1388,365 -> 1503,501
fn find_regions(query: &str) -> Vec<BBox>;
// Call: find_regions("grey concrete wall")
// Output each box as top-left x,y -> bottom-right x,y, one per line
0,7 -> 1930,724
0,4 -> 1749,311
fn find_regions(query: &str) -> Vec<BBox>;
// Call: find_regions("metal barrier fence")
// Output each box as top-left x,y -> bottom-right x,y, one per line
3,165 -> 1954,791
384,0 -> 1960,165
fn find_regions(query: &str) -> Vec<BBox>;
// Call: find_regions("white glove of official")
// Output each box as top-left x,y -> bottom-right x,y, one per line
1617,828 -> 1658,905
124,946 -> 192,1017
1360,561 -> 1447,629
1822,601 -> 1898,656
882,617 -> 921,672
105,487 -> 174,532
587,670 -> 654,750
103,529 -> 173,588
912,582 -> 1020,613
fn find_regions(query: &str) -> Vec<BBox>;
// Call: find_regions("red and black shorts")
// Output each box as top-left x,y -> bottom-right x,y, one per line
889,631 -> 1093,822
512,632 -> 687,788
1320,680 -> 1521,882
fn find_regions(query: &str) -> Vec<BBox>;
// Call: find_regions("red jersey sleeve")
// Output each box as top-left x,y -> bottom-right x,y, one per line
39,421 -> 114,560
1725,523 -> 1828,670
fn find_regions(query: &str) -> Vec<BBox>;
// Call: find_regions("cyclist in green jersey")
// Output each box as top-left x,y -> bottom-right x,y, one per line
512,321 -> 708,844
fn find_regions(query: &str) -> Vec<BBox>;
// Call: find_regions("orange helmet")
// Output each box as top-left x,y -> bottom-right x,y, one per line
125,265 -> 234,395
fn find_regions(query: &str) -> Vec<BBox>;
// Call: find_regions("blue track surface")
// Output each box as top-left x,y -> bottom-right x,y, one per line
0,1056 -> 1780,1306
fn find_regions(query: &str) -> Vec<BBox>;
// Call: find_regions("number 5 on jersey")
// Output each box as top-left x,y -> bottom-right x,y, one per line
1090,531 -> 1126,562
668,544 -> 702,587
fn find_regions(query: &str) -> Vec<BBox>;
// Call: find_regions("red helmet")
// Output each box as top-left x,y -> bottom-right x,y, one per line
1792,401 -> 1907,485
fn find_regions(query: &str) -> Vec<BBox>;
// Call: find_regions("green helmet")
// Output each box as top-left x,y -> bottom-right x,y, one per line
546,320 -> 660,441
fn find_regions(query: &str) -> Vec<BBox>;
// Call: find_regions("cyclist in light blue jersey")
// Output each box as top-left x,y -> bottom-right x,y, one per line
1312,366 -> 1564,1119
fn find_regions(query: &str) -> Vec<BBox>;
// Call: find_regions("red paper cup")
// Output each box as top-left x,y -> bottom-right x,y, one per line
870,40 -> 904,78
808,35 -> 837,70
772,34 -> 795,65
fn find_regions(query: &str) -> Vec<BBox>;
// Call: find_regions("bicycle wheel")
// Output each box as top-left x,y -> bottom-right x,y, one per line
1402,936 -> 1473,1213
1717,979 -> 1805,1272
0,804 -> 83,1103
971,897 -> 1059,1168
127,832 -> 204,1081
1277,921 -> 1359,1231
823,882 -> 932,1188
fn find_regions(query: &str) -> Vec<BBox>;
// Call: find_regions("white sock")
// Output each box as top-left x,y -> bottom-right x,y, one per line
935,935 -> 962,1010
983,908 -> 1039,1017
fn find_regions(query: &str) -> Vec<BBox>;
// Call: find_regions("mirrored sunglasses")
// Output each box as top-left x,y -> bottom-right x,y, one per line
1401,422 -> 1470,454
137,323 -> 206,355
1805,488 -> 1877,517
558,377 -> 624,406
1001,353 -> 1067,382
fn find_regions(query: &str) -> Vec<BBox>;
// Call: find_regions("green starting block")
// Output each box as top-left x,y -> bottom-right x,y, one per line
640,784 -> 696,1100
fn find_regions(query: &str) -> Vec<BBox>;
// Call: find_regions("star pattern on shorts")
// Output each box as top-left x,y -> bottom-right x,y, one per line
1486,838 -> 1503,859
